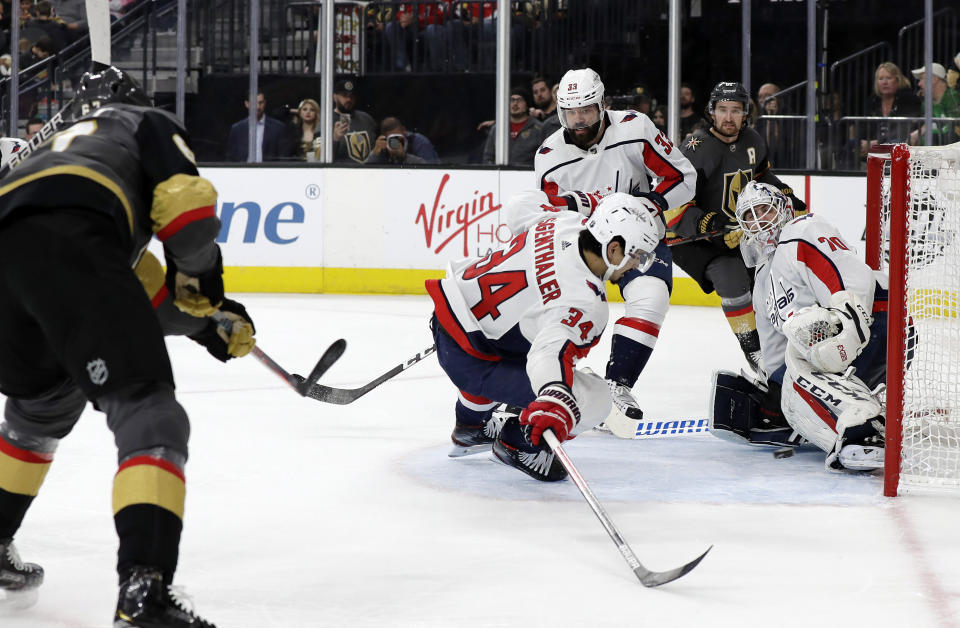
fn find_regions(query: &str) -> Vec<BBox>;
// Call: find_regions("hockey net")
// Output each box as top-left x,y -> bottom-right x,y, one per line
866,142 -> 960,496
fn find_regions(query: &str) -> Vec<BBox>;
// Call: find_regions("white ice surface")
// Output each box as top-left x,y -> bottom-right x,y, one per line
3,294 -> 959,627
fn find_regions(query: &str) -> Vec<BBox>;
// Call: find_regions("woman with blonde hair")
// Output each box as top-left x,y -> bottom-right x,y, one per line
861,61 -> 921,157
293,98 -> 323,161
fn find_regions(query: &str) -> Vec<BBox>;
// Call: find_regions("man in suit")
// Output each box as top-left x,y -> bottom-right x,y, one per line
226,92 -> 293,162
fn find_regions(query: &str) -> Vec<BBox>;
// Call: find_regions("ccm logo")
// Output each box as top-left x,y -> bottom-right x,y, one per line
217,201 -> 305,244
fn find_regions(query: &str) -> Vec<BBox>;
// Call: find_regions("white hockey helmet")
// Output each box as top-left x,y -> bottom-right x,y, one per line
0,137 -> 26,167
586,193 -> 661,281
735,181 -> 793,266
556,67 -> 604,130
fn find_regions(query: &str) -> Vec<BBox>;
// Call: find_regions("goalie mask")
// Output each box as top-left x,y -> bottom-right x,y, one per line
74,65 -> 152,117
735,181 -> 793,267
557,68 -> 605,145
586,193 -> 660,281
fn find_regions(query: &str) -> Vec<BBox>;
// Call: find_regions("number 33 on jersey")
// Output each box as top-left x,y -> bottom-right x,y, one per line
426,210 -> 608,394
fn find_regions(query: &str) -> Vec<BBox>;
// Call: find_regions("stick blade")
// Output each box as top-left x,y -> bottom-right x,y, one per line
635,545 -> 712,587
295,339 -> 347,396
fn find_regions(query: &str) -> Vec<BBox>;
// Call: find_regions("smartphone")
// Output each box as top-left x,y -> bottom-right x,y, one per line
341,113 -> 351,126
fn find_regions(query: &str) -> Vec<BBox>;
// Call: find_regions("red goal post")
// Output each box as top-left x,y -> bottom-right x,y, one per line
866,142 -> 960,497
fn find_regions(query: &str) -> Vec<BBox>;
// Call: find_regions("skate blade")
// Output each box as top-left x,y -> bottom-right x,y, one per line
0,587 -> 39,612
448,442 -> 492,457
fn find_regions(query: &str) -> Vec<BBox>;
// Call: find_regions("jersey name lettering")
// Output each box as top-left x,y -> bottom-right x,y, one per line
533,218 -> 562,304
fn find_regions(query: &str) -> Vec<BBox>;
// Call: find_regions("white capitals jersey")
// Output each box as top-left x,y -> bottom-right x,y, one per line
753,213 -> 885,378
534,109 -> 696,210
426,193 -> 607,394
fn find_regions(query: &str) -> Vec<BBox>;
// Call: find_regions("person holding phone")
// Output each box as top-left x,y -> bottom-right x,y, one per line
332,77 -> 377,163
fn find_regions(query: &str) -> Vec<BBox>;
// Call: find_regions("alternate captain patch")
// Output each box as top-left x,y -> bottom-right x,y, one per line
685,136 -> 702,151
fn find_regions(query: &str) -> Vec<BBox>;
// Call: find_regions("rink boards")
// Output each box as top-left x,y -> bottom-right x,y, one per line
148,167 -> 867,306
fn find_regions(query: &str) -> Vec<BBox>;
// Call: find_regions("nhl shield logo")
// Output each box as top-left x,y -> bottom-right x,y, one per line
86,358 -> 109,386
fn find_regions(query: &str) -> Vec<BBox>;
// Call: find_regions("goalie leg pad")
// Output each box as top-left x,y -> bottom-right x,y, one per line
709,371 -> 802,447
782,346 -> 883,454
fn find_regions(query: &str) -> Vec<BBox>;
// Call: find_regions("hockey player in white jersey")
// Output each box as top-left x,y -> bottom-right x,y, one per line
534,67 -> 697,433
717,181 -> 890,471
426,190 -> 662,481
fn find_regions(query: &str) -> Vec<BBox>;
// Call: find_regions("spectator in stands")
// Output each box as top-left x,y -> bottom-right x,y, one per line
26,1 -> 68,53
0,54 -> 11,76
225,92 -> 293,162
365,115 -> 437,164
755,83 -> 784,166
332,77 -> 377,163
292,98 -> 322,162
423,1 -> 465,71
383,4 -> 417,72
651,105 -> 667,134
481,86 -> 543,165
365,117 -> 427,166
679,82 -> 704,142
24,116 -> 43,141
530,75 -> 560,137
19,0 -> 35,25
908,63 -> 960,146
861,61 -> 921,158
49,0 -> 86,40
21,35 -> 53,68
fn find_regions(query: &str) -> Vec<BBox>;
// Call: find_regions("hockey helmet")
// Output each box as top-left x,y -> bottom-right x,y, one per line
708,81 -> 749,114
556,67 -> 604,131
586,193 -> 661,281
74,65 -> 152,117
735,181 -> 793,265
0,137 -> 27,167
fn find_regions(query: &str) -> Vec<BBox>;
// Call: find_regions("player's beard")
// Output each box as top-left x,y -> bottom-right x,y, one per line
712,119 -> 741,139
569,119 -> 604,149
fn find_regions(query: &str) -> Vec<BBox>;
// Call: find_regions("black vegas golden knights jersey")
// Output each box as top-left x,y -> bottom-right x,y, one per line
665,125 -> 799,289
0,104 -> 220,271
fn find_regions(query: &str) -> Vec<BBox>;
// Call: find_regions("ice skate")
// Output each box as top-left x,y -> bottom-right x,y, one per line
491,416 -> 567,482
114,567 -> 216,628
449,405 -> 514,457
596,380 -> 644,438
0,539 -> 43,610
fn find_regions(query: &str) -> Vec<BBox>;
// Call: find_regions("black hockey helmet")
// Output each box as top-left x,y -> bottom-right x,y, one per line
707,81 -> 749,114
74,65 -> 152,117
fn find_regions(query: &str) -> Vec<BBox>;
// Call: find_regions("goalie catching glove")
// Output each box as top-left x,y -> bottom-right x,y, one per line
519,383 -> 581,445
783,290 -> 872,373
189,298 -> 256,362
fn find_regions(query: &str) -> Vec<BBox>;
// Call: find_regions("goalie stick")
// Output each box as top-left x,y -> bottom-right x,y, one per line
295,344 -> 437,405
666,225 -> 739,247
542,429 -> 712,586
212,311 -> 346,397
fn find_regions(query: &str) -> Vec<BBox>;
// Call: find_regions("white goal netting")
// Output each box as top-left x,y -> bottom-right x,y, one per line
876,142 -> 960,494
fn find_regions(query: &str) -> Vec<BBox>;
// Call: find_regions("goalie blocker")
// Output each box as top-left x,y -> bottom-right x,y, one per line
709,371 -> 804,448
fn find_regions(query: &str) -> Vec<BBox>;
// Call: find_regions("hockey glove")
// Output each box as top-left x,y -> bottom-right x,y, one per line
723,228 -> 743,249
189,298 -> 256,362
633,190 -> 668,215
166,251 -> 225,318
557,190 -> 601,217
519,384 -> 581,445
697,211 -> 725,235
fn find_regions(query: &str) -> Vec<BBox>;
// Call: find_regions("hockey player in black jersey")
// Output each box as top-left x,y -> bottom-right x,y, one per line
0,66 -> 253,627
666,81 -> 806,374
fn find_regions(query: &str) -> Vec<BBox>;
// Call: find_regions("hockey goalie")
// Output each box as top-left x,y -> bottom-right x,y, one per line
711,181 -> 893,472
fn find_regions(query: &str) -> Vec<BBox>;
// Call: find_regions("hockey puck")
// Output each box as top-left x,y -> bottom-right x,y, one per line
773,447 -> 794,459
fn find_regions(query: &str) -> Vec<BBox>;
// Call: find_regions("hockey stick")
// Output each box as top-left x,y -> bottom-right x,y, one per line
593,418 -> 710,439
666,226 -> 738,247
212,311 -> 346,397
295,344 -> 437,405
541,429 -> 712,587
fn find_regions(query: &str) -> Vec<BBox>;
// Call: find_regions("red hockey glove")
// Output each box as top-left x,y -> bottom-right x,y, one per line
519,384 -> 581,445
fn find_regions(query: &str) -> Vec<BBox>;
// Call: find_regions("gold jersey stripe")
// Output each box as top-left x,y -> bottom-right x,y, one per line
151,174 -> 218,237
0,165 -> 134,232
113,462 -> 186,519
0,450 -> 51,496
134,250 -> 166,301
